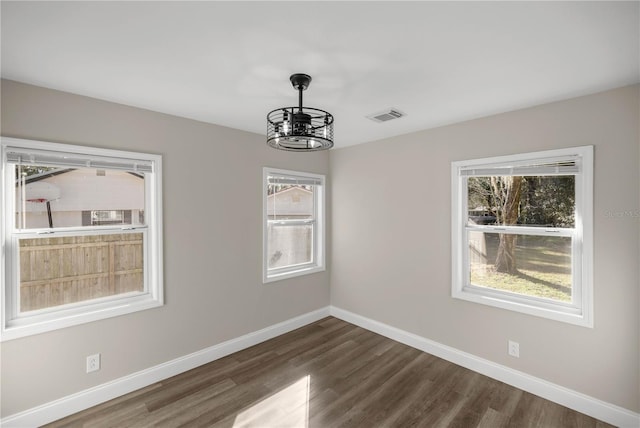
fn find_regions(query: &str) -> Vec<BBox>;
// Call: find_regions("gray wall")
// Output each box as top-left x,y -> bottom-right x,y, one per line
0,79 -> 331,416
329,85 -> 640,412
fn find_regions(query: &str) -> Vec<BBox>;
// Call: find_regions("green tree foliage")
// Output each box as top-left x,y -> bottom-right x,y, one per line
520,176 -> 575,227
468,177 -> 495,211
15,165 -> 56,179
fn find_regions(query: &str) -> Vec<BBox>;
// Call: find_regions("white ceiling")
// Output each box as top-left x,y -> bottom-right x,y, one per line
2,1 -> 638,148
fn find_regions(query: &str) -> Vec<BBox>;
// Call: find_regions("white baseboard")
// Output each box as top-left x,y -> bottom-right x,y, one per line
1,306 -> 331,428
329,305 -> 640,428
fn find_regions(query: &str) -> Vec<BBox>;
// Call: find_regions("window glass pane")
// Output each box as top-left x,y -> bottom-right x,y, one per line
19,233 -> 144,313
468,232 -> 572,302
85,210 -> 132,226
467,176 -> 575,227
267,223 -> 313,269
14,165 -> 145,229
267,183 -> 314,220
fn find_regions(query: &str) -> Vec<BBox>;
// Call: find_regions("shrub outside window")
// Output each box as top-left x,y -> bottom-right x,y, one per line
451,146 -> 593,327
1,137 -> 163,340
263,167 -> 325,283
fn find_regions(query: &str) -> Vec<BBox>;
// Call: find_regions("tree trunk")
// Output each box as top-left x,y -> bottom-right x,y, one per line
495,233 -> 517,273
491,176 -> 523,274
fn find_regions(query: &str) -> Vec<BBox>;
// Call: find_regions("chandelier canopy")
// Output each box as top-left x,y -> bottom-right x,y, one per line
267,74 -> 334,151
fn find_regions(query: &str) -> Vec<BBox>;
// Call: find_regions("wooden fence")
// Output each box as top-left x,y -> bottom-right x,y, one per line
19,233 -> 144,312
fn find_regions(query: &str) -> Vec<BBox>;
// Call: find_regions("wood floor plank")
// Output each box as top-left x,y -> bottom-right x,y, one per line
308,344 -> 427,426
129,378 -> 237,428
356,354 -> 438,426
144,359 -> 241,412
45,317 -> 615,428
477,407 -> 511,428
44,383 -> 161,428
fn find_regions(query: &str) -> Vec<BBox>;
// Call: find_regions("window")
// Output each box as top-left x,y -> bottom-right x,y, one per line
1,137 -> 163,340
83,210 -> 133,226
263,167 -> 325,283
451,146 -> 593,327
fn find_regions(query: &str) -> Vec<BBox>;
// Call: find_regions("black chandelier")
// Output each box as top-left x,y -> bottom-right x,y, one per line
267,73 -> 334,151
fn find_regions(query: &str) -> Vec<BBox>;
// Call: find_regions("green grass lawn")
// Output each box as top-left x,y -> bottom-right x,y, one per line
470,235 -> 572,302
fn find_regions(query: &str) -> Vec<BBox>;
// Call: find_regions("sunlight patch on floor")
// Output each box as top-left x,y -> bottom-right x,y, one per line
233,375 -> 311,427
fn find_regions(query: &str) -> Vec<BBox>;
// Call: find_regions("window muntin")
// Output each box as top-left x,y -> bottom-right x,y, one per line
452,147 -> 593,327
1,138 -> 163,340
263,168 -> 325,282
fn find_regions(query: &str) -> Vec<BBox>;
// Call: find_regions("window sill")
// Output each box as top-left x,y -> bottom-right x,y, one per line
263,265 -> 325,284
1,294 -> 163,341
452,286 -> 592,328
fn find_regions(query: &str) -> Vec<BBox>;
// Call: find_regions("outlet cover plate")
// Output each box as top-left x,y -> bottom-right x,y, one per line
508,340 -> 520,358
86,353 -> 100,373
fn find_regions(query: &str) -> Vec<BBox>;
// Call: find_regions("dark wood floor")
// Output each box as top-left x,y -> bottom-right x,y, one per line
46,317 -> 613,427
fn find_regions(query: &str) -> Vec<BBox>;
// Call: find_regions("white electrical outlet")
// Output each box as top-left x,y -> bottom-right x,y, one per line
508,340 -> 520,358
86,353 -> 101,373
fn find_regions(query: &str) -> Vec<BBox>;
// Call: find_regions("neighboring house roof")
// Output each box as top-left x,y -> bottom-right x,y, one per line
268,186 -> 311,197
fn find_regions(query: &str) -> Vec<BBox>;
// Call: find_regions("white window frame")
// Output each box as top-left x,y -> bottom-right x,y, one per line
263,167 -> 325,283
451,146 -> 593,327
1,137 -> 163,341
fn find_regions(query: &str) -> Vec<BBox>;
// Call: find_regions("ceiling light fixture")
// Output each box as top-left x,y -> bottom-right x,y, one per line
267,73 -> 334,151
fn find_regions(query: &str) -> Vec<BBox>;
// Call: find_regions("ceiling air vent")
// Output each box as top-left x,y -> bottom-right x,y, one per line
367,109 -> 405,123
